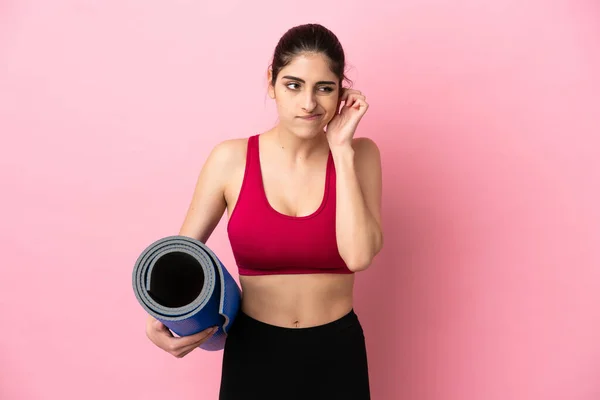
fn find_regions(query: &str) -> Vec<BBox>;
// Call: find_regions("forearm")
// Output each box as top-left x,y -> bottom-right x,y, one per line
332,145 -> 383,271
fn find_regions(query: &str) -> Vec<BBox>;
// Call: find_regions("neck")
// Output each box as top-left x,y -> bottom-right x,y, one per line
270,124 -> 329,161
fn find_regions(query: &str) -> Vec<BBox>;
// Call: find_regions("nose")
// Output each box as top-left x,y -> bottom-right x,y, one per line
301,90 -> 317,113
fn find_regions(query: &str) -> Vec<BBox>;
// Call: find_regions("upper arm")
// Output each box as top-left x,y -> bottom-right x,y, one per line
353,137 -> 383,233
178,140 -> 239,243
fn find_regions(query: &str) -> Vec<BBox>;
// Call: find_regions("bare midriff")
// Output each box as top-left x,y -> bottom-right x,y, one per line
239,273 -> 355,328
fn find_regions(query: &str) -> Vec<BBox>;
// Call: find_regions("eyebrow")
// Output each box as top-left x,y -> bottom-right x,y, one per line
281,75 -> 337,85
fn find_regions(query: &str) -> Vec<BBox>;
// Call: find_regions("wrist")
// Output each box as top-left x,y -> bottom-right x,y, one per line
330,143 -> 355,160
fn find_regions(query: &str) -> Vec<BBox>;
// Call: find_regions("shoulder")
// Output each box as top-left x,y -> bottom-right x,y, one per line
352,136 -> 380,152
208,137 -> 248,162
203,136 -> 249,172
195,136 -> 249,187
351,137 -> 381,166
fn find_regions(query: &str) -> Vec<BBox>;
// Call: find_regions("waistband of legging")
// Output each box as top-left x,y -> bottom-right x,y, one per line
231,308 -> 361,338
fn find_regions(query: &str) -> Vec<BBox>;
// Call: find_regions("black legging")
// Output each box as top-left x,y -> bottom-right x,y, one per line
219,309 -> 371,400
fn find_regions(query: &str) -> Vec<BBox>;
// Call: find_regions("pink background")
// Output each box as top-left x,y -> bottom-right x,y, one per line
1,1 -> 599,399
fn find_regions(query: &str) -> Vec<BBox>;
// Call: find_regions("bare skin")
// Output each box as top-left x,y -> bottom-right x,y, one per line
146,53 -> 383,358
222,131 -> 356,328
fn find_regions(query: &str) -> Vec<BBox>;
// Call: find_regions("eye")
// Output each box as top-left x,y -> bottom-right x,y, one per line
285,82 -> 301,90
319,86 -> 335,93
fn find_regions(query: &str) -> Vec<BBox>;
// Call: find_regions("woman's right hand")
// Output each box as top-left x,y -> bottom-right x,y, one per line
146,315 -> 218,358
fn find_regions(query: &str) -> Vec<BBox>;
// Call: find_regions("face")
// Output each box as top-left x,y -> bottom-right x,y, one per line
268,52 -> 341,139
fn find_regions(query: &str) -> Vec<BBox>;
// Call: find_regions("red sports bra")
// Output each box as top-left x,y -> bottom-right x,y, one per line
227,134 -> 353,276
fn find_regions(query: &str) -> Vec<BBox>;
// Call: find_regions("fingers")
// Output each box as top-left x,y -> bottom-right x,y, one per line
146,317 -> 174,341
153,319 -> 174,337
147,316 -> 219,359
176,347 -> 196,359
174,326 -> 219,348
347,95 -> 367,109
345,94 -> 368,111
340,89 -> 367,110
165,326 -> 218,358
340,88 -> 361,102
171,339 -> 207,358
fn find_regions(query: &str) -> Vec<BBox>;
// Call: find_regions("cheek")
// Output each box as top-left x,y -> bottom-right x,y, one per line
275,90 -> 295,115
323,98 -> 339,114
275,101 -> 294,119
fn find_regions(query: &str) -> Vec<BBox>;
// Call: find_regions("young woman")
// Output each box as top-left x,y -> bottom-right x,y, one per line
145,23 -> 383,399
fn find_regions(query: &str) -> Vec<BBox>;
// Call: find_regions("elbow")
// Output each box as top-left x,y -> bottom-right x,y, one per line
342,231 -> 384,273
343,248 -> 379,272
345,257 -> 372,272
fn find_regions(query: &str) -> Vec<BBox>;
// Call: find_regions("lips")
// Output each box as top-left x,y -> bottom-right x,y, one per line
298,114 -> 322,121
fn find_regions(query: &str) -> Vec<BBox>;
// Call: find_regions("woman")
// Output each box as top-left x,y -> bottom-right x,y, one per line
145,23 -> 383,399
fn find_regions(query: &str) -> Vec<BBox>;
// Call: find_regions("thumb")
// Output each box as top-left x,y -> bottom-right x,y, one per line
153,319 -> 175,337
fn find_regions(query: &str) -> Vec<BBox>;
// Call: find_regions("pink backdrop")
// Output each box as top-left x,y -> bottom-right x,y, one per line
1,1 -> 599,399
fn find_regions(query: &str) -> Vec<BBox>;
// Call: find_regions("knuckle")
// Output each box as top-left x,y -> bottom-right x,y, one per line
167,342 -> 178,352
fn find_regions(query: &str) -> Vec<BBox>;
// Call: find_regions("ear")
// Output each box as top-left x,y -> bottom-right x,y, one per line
336,86 -> 345,112
267,68 -> 276,99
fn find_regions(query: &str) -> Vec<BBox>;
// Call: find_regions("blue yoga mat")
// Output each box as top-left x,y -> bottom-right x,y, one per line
131,235 -> 241,351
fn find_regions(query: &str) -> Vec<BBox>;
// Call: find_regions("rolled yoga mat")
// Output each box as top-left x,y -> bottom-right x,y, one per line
132,235 -> 241,351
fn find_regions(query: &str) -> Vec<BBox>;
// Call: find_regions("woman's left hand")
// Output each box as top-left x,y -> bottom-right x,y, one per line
326,88 -> 369,149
